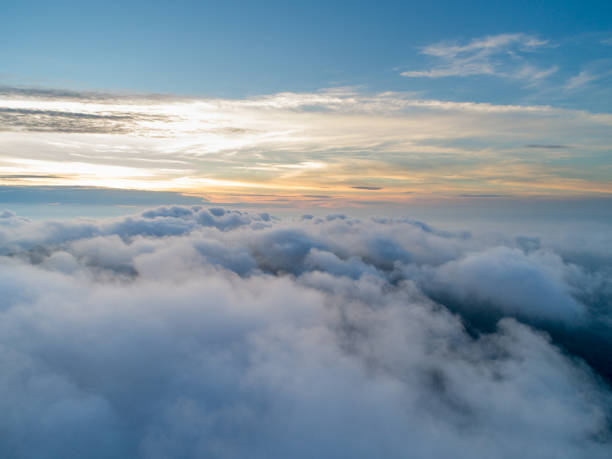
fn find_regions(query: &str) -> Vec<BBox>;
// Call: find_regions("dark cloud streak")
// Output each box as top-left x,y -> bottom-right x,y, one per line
525,144 -> 568,149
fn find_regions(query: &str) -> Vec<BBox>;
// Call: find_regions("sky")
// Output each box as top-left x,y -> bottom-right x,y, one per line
1,3 -> 612,457
0,0 -> 611,210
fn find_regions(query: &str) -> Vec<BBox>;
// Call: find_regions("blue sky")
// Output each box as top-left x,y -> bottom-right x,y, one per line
2,1 -> 611,109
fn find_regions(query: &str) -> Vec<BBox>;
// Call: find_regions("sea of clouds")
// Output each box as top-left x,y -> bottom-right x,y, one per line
0,206 -> 610,458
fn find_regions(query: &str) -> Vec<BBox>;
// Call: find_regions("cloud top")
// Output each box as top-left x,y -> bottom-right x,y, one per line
0,206 -> 610,457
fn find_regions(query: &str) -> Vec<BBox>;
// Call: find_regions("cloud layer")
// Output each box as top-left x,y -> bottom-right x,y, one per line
0,206 -> 610,458
0,86 -> 611,201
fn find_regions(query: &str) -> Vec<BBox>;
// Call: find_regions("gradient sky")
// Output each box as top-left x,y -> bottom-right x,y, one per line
0,0 -> 611,207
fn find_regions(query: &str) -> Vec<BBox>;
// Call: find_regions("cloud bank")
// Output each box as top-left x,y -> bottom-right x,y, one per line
0,206 -> 610,458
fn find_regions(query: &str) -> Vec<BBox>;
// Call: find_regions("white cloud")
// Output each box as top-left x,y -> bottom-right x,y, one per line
401,33 -> 555,83
430,247 -> 586,323
0,207 -> 610,457
565,70 -> 599,91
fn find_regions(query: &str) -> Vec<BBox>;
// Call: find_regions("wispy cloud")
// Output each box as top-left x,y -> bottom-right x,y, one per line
0,86 -> 610,201
524,144 -> 568,149
401,33 -> 556,83
564,70 -> 599,91
351,186 -> 382,191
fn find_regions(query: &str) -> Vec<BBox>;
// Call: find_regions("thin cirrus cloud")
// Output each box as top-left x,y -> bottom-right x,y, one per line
563,70 -> 600,91
0,85 -> 611,203
401,33 -> 557,83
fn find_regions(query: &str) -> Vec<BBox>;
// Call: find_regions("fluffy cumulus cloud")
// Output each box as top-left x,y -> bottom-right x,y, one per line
0,206 -> 611,458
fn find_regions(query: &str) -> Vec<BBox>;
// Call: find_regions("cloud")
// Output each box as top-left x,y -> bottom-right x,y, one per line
1,86 -> 611,199
427,247 -> 586,324
0,206 -> 610,457
565,70 -> 599,91
459,194 -> 503,198
0,107 -> 142,134
0,174 -> 64,179
524,144 -> 567,149
401,33 -> 556,83
0,186 -> 204,206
